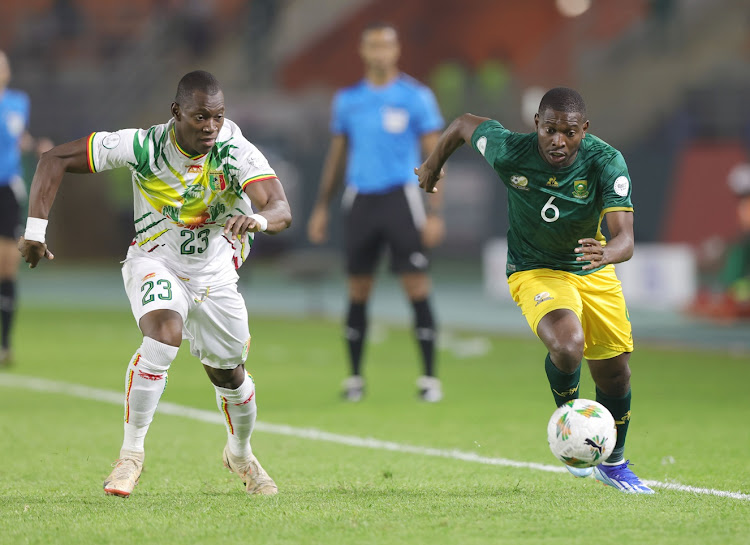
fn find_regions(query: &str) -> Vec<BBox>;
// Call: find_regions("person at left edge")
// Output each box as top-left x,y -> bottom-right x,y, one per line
0,50 -> 52,367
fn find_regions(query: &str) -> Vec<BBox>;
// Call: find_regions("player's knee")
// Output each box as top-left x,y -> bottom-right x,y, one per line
547,336 -> 584,371
205,364 -> 246,389
137,336 -> 180,373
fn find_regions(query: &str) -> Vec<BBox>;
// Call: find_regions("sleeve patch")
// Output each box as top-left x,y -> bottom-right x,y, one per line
476,136 -> 487,157
613,176 -> 629,197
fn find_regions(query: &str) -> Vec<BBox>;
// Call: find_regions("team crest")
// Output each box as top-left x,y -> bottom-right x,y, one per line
572,180 -> 589,199
510,175 -> 529,190
546,176 -> 558,187
208,170 -> 227,192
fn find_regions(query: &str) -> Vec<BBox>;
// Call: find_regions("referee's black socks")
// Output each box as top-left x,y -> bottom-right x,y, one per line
411,298 -> 436,378
345,301 -> 367,376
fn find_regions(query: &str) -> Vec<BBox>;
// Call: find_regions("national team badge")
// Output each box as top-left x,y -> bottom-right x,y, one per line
547,176 -> 558,187
208,170 -> 227,192
572,180 -> 589,199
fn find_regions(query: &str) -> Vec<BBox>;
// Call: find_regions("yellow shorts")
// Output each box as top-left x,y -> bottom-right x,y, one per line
507,265 -> 634,360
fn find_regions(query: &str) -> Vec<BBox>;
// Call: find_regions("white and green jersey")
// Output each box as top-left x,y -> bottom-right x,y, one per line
87,119 -> 276,285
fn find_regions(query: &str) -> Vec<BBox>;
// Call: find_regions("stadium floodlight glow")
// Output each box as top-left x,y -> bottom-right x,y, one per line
555,0 -> 591,18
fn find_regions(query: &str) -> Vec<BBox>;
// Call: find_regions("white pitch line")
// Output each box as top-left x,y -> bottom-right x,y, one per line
2,374 -> 749,502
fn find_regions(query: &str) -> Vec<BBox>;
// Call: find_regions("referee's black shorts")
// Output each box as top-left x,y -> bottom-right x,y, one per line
343,183 -> 429,275
0,185 -> 22,241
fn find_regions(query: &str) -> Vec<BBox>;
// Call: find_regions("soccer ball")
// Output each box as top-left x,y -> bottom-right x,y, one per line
547,399 -> 617,468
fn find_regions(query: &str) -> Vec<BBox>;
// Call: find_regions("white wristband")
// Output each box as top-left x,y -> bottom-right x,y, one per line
24,217 -> 48,243
248,214 -> 268,232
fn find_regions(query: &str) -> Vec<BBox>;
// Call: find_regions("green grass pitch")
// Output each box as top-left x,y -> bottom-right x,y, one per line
1,307 -> 748,544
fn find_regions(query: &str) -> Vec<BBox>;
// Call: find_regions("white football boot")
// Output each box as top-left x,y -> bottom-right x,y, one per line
222,444 -> 278,495
103,449 -> 145,497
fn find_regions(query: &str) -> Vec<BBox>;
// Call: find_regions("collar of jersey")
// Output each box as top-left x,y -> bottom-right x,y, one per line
170,128 -> 207,160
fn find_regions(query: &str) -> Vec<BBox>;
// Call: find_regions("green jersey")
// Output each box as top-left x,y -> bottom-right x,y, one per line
471,120 -> 633,276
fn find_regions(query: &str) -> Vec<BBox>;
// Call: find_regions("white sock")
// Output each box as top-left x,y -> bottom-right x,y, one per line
121,337 -> 179,453
214,374 -> 256,458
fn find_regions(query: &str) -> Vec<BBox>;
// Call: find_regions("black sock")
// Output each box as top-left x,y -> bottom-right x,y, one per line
596,387 -> 631,464
544,353 -> 581,407
0,280 -> 16,350
411,298 -> 436,377
344,301 -> 367,376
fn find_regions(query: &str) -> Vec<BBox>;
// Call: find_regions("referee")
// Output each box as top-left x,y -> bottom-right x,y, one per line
308,22 -> 445,402
0,50 -> 51,366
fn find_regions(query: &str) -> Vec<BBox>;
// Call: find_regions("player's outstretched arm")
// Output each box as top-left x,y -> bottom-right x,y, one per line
20,136 -> 92,268
224,177 -> 292,238
307,135 -> 348,244
415,114 -> 490,194
575,211 -> 634,270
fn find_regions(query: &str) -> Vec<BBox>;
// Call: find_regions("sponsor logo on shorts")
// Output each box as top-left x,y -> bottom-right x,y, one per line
410,252 -> 429,270
534,291 -> 554,306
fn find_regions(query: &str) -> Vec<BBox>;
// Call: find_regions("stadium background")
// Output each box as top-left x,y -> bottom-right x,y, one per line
2,0 -> 748,349
1,2 -> 750,543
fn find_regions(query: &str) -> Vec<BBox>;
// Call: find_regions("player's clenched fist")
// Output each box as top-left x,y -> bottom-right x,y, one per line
223,213 -> 268,239
414,163 -> 445,194
18,236 -> 55,268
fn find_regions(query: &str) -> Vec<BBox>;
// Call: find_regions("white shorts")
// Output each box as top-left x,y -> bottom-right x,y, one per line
122,257 -> 251,369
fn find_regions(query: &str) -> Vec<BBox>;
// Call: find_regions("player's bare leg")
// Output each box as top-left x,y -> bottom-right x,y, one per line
104,310 -> 181,497
206,364 -> 277,495
400,272 -> 441,401
342,275 -> 375,401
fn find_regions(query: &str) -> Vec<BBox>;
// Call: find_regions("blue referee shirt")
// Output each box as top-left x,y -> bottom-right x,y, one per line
331,74 -> 443,194
0,89 -> 30,186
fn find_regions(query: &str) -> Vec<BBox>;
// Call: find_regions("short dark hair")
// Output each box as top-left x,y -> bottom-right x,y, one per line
361,21 -> 398,39
174,70 -> 222,104
538,87 -> 586,117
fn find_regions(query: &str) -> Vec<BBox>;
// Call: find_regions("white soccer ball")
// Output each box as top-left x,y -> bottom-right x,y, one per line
547,399 -> 617,468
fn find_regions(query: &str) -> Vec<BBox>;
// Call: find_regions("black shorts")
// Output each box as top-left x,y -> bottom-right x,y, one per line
0,185 -> 21,240
344,184 -> 428,275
